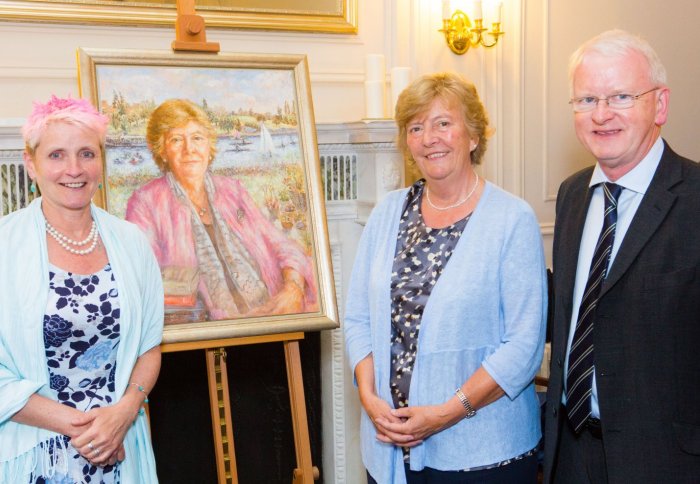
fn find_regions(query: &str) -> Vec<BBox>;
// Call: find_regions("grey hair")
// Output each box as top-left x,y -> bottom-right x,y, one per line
568,29 -> 667,96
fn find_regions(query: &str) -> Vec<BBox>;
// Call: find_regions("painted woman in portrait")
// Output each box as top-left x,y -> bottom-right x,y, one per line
125,99 -> 317,322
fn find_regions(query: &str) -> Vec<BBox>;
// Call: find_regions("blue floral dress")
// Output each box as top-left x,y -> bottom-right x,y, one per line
32,263 -> 121,484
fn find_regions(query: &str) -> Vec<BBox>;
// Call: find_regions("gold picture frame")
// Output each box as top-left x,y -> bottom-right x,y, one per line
0,0 -> 357,33
77,47 -> 339,345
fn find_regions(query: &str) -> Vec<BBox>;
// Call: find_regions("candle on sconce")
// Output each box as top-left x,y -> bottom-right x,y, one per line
452,0 -> 468,15
442,0 -> 451,20
473,0 -> 482,20
495,1 -> 502,23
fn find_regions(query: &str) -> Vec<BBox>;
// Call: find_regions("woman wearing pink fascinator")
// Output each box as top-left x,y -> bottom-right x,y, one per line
0,95 -> 163,482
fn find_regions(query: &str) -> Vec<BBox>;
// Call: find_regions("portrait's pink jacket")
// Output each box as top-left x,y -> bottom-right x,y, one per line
125,175 -> 317,319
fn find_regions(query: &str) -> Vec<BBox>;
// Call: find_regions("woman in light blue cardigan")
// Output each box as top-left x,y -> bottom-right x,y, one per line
344,73 -> 547,483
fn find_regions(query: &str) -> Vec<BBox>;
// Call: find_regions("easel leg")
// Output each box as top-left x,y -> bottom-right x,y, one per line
206,348 -> 239,484
284,340 -> 319,483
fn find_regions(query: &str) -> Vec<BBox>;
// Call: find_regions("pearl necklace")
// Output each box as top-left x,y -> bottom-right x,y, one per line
425,173 -> 480,211
45,220 -> 100,255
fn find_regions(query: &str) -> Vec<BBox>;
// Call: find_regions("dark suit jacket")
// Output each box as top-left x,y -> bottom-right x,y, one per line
543,141 -> 700,483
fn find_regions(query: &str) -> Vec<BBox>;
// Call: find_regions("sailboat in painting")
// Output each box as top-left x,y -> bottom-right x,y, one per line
258,123 -> 275,158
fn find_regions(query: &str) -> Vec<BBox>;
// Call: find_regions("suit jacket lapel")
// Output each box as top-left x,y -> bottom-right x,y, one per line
600,143 -> 682,298
559,175 -> 594,332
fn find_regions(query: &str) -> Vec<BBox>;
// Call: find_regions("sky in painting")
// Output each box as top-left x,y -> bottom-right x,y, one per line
96,65 -> 296,114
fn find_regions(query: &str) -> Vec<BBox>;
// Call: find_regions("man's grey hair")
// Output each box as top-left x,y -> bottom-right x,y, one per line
568,29 -> 667,96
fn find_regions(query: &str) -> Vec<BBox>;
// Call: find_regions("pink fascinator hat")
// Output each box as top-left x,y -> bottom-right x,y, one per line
22,95 -> 109,152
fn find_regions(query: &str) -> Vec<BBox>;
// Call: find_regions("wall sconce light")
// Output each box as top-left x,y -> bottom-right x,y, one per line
440,0 -> 504,55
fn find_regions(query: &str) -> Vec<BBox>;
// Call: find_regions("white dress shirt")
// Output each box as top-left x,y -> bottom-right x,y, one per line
563,137 -> 664,418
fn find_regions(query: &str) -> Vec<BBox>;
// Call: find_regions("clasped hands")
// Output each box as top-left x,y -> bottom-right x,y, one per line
362,393 -> 454,448
68,397 -> 141,467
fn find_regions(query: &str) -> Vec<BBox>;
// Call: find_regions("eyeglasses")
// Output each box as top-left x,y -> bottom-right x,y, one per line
569,87 -> 659,113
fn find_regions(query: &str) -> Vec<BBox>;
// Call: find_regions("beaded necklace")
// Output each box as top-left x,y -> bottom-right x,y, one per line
425,173 -> 480,211
45,220 -> 99,255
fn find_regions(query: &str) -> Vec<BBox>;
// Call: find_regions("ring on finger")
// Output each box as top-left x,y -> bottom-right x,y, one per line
88,441 -> 95,451
93,448 -> 101,456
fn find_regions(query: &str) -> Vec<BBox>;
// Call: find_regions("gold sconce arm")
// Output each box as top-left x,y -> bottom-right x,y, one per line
440,10 -> 504,55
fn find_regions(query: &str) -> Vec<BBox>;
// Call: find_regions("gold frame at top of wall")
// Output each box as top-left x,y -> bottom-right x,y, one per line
0,0 -> 357,34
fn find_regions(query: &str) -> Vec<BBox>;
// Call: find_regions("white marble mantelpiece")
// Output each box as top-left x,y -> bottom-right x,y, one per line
318,119 -> 402,227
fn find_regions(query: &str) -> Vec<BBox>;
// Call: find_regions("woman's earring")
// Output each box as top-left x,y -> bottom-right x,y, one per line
98,182 -> 103,190
30,179 -> 37,194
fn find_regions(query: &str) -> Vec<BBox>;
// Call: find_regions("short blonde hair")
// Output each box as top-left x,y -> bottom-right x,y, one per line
394,72 -> 492,166
147,99 -> 218,171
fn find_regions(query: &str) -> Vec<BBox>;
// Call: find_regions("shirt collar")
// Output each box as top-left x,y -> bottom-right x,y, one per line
589,136 -> 664,195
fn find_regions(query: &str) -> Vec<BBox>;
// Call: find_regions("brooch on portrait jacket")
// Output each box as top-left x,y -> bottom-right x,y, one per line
237,209 -> 245,221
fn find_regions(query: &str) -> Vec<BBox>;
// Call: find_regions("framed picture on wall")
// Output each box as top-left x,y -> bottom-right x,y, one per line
0,0 -> 357,33
77,47 -> 338,346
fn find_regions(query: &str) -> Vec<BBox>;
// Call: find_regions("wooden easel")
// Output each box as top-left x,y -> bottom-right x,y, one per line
163,9 -> 318,481
162,332 -> 319,483
171,0 -> 219,53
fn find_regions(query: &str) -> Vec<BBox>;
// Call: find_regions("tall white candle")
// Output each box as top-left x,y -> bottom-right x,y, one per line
442,0 -> 451,20
365,80 -> 385,119
390,67 -> 411,118
452,0 -> 468,15
496,1 -> 502,23
365,54 -> 385,82
473,0 -> 482,19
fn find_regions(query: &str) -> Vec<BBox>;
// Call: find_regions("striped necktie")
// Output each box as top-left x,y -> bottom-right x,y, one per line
566,182 -> 623,433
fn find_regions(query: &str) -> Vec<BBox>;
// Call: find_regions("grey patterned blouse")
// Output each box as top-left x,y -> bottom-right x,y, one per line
390,179 -> 470,412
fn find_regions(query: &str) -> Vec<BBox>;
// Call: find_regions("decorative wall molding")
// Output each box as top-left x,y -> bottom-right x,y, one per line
0,20 -> 364,43
309,71 -> 364,83
0,66 -> 367,84
326,225 -> 347,483
0,66 -> 75,79
540,222 -> 554,236
0,149 -> 21,160
320,141 -> 395,152
539,0 -> 558,203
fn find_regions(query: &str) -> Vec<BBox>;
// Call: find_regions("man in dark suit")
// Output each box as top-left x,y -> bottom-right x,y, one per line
543,29 -> 700,483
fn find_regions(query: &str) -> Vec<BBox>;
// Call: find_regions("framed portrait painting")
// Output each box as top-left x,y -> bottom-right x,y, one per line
77,47 -> 338,345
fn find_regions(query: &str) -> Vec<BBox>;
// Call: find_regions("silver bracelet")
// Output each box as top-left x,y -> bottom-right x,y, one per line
455,388 -> 477,418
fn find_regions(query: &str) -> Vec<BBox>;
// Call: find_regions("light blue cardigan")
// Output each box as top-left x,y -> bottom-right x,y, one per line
344,182 -> 547,483
0,198 -> 164,483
